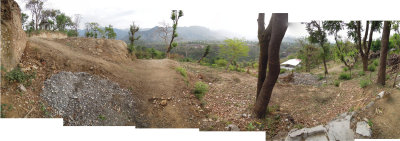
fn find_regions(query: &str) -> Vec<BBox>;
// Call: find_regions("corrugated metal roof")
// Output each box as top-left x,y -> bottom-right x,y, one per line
281,59 -> 301,66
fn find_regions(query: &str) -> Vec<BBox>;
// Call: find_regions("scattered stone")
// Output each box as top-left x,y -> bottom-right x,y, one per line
32,65 -> 38,70
356,121 -> 372,137
160,99 -> 168,106
225,124 -> 240,131
19,84 -> 27,92
325,112 -> 354,141
377,91 -> 386,99
242,114 -> 247,118
365,101 -> 375,109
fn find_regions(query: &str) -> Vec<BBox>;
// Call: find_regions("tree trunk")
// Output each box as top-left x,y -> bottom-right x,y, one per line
377,21 -> 391,85
362,55 -> 368,71
322,56 -> 328,76
256,13 -> 272,99
254,13 -> 288,118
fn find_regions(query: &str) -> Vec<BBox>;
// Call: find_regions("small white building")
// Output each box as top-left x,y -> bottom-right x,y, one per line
281,59 -> 301,70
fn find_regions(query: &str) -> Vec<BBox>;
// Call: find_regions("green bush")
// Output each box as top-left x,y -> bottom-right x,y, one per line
280,68 -> 287,74
343,67 -> 349,72
358,71 -> 365,76
215,59 -> 228,67
175,67 -> 187,78
334,80 -> 340,87
193,81 -> 209,99
339,72 -> 351,80
211,64 -> 218,68
373,59 -> 379,66
5,67 -> 36,84
318,74 -> 324,80
360,79 -> 370,88
368,65 -> 376,72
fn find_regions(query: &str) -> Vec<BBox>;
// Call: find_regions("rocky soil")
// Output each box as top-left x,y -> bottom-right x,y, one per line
41,72 -> 137,126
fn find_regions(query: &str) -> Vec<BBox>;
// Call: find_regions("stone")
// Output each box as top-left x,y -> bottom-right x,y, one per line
356,121 -> 372,137
325,112 -> 354,141
377,91 -> 386,99
306,125 -> 326,135
226,124 -> 240,131
19,84 -> 27,92
160,100 -> 167,106
365,101 -> 375,109
304,133 -> 328,141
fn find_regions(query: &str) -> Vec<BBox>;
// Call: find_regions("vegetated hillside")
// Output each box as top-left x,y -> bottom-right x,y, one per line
79,26 -> 229,42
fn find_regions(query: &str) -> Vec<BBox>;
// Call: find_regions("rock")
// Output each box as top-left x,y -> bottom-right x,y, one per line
1,0 -> 27,71
356,121 -> 372,137
365,101 -> 374,109
19,84 -> 27,92
32,65 -> 38,70
21,67 -> 31,72
325,112 -> 354,141
377,91 -> 385,98
225,124 -> 240,131
242,114 -> 247,118
160,100 -> 167,106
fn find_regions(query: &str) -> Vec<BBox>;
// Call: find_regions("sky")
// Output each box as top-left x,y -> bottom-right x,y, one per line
16,0 -> 400,41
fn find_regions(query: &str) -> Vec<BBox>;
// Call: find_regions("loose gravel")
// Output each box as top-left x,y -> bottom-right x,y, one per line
40,71 -> 137,126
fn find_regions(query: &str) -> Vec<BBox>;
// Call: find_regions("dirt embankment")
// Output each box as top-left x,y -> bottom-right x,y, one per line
1,37 -> 205,128
1,0 -> 27,71
30,31 -> 68,39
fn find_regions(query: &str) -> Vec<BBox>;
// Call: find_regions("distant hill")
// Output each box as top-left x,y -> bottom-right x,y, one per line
79,26 -> 231,42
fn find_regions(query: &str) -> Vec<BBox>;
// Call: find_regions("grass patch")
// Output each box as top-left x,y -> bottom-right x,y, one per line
359,79 -> 370,88
175,67 -> 187,78
358,71 -> 365,76
343,67 -> 349,72
317,74 -> 324,80
294,124 -> 304,129
193,82 -> 209,99
368,65 -> 376,72
246,122 -> 256,131
98,115 -> 106,121
339,72 -> 351,80
334,80 -> 340,87
280,68 -> 287,74
5,67 -> 36,85
367,120 -> 373,127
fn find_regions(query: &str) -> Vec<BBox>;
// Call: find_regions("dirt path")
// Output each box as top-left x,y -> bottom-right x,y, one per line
1,37 -> 204,128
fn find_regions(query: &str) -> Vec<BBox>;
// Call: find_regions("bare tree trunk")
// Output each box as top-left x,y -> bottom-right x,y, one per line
362,56 -> 368,71
322,56 -> 328,76
254,13 -> 288,118
377,21 -> 391,85
256,13 -> 272,99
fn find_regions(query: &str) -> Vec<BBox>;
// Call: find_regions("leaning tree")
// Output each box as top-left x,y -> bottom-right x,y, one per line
254,13 -> 288,118
166,10 -> 183,58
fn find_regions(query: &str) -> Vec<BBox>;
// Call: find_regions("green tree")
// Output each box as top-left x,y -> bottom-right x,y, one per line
85,22 -> 99,38
25,0 -> 45,30
323,21 -> 358,75
55,13 -> 72,31
104,25 -> 116,39
166,10 -> 183,58
297,38 -> 319,72
219,38 -> 249,70
305,21 -> 329,75
346,21 -> 382,71
21,12 -> 29,30
129,22 -> 141,47
198,45 -> 211,63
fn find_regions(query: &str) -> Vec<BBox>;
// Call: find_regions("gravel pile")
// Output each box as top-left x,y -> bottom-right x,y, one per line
41,72 -> 137,126
279,73 -> 322,86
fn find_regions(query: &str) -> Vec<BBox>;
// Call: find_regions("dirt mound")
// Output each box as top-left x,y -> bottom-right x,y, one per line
54,37 -> 134,63
40,71 -> 137,126
30,31 -> 67,39
1,0 -> 27,71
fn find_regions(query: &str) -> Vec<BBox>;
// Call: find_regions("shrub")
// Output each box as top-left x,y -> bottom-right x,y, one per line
373,59 -> 379,66
5,67 -> 36,84
215,59 -> 228,67
193,82 -> 209,99
386,75 -> 390,80
334,80 -> 340,87
339,72 -> 351,80
343,67 -> 349,72
211,64 -> 217,68
318,74 -> 324,80
175,67 -> 187,78
358,71 -> 365,76
368,65 -> 376,72
280,68 -> 287,74
359,79 -> 370,88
